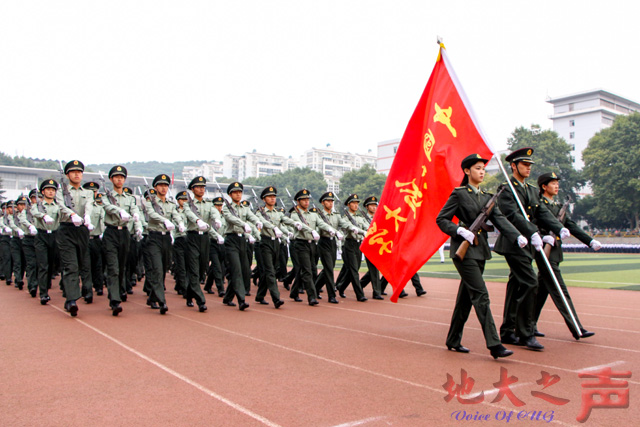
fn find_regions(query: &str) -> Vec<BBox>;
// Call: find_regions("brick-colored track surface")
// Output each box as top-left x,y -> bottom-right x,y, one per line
1,275 -> 638,426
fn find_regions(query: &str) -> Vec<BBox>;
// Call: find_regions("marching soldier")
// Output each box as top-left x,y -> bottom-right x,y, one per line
0,203 -> 12,284
173,191 -> 189,298
31,179 -> 61,304
533,172 -> 601,340
84,183 -> 106,299
15,195 -> 38,293
494,148 -> 568,350
56,160 -> 95,316
436,154 -> 523,359
289,189 -> 336,305
221,182 -> 268,310
276,206 -> 291,282
359,196 -> 383,299
314,192 -> 349,304
144,174 -> 186,314
101,166 -> 143,315
182,176 -> 222,312
204,196 -> 227,297
6,199 -> 26,290
336,194 -> 368,302
241,199 -> 259,296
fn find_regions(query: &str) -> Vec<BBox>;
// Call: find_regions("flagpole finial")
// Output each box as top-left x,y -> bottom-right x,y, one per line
436,36 -> 443,45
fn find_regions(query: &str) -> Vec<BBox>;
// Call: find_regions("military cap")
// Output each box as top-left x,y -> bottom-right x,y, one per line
153,174 -> 171,187
188,176 -> 206,189
83,181 -> 100,190
309,207 -> 318,213
176,190 -> 188,201
461,153 -> 490,170
95,193 -> 104,201
276,206 -> 285,213
538,172 -> 560,188
212,196 -> 224,205
1,202 -> 5,209
344,194 -> 360,205
108,165 -> 127,178
28,189 -> 38,199
6,201 -> 15,207
294,189 -> 311,200
16,196 -> 28,205
123,187 -> 132,195
261,186 -> 277,199
363,196 -> 379,206
227,182 -> 243,194
143,189 -> 157,199
40,179 -> 58,192
64,160 -> 85,174
319,192 -> 335,203
241,200 -> 251,207
505,147 -> 535,164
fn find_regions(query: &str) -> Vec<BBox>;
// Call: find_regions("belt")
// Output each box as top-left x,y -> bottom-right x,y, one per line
295,238 -> 312,243
37,229 -> 54,234
89,236 -> 99,240
60,222 -> 75,227
106,224 -> 125,230
149,230 -> 168,236
187,230 -> 205,235
226,233 -> 243,237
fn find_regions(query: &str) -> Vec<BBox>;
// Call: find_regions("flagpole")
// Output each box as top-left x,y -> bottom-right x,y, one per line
495,159 -> 582,337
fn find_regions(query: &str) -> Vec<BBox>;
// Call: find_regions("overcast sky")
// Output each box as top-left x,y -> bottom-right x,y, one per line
1,1 -> 639,165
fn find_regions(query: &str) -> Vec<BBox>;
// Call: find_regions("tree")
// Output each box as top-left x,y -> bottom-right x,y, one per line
583,113 -> 640,230
243,167 -> 327,203
338,164 -> 387,198
504,125 -> 583,201
573,196 -> 627,230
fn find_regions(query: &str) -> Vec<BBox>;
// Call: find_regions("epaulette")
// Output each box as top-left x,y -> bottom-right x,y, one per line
454,186 -> 466,189
543,199 -> 549,204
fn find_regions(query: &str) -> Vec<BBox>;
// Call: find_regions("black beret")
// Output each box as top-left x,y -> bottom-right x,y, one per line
227,182 -> 243,194
461,153 -> 489,170
189,176 -> 206,189
505,147 -> 535,164
153,174 -> 171,187
261,186 -> 277,198
108,165 -> 127,178
64,160 -> 85,174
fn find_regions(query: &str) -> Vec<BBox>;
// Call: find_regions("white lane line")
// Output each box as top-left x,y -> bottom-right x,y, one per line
330,416 -> 388,427
49,305 -> 282,427
421,271 -> 640,286
165,311 -> 575,427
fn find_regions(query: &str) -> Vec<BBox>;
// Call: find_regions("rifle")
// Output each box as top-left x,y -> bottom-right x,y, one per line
211,178 -> 240,218
308,194 -> 332,226
34,191 -> 46,215
98,172 -> 118,206
285,188 -> 308,226
332,193 -> 358,227
24,193 -> 35,224
142,177 -> 164,215
182,178 -> 206,222
57,160 -> 81,217
358,206 -> 372,225
250,188 -> 275,224
136,186 -> 150,222
543,197 -> 572,258
454,186 -> 506,261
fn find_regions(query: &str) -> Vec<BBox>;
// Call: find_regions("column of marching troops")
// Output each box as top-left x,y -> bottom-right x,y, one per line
0,150 -> 604,360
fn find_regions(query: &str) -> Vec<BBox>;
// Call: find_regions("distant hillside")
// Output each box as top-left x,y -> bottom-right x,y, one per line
0,152 -> 60,170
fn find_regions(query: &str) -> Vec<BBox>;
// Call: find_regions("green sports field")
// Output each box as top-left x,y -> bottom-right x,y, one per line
418,252 -> 640,290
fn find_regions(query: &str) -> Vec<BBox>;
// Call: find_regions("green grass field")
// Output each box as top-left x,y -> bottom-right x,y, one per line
416,253 -> 640,290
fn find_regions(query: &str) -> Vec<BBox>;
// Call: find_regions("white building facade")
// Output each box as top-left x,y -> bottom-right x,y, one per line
301,147 -> 377,193
547,89 -> 640,169
223,152 -> 298,181
376,139 -> 401,175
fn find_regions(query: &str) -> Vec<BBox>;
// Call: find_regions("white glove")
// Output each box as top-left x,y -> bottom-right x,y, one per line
135,229 -> 143,240
542,235 -> 555,247
273,227 -> 283,238
590,240 -> 602,251
84,215 -> 92,226
217,235 -> 225,245
456,227 -> 475,244
531,232 -> 543,252
43,215 -> 54,224
132,213 -> 140,222
243,223 -> 252,234
336,231 -> 344,241
99,233 -> 103,240
71,214 -> 83,227
17,229 -> 25,238
86,222 -> 94,231
287,231 -> 294,239
248,235 -> 256,244
329,229 -> 336,237
350,226 -> 359,234
214,219 -> 222,230
119,210 -> 131,222
517,235 -> 528,248
29,225 -> 37,235
311,230 -> 320,241
4,226 -> 11,233
559,227 -> 570,239
178,223 -> 186,233
196,219 -> 209,231
294,222 -> 303,231
163,220 -> 175,231
255,221 -> 263,231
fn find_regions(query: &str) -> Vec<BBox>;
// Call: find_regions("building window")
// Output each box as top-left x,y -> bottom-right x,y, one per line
569,132 -> 575,139
569,120 -> 575,127
571,144 -> 575,150
568,103 -> 574,112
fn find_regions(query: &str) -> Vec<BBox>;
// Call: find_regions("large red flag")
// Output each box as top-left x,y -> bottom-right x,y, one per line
361,45 -> 495,302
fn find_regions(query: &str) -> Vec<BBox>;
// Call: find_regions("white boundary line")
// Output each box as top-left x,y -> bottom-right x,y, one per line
49,305 -> 282,427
